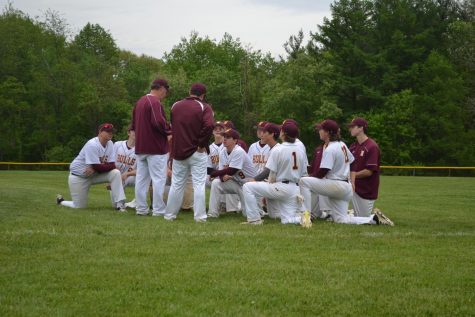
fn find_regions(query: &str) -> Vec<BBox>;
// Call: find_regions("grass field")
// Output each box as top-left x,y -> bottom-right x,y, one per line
0,171 -> 474,316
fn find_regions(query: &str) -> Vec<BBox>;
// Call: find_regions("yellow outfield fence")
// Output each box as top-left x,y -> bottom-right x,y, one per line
0,162 -> 474,176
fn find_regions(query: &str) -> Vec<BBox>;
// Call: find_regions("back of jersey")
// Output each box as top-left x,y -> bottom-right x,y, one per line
266,142 -> 308,183
321,141 -> 355,180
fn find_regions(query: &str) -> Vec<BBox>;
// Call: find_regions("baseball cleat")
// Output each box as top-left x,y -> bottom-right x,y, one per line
124,199 -> 136,209
300,211 -> 312,228
240,219 -> 263,225
195,218 -> 207,223
373,210 -> 394,226
56,194 -> 64,205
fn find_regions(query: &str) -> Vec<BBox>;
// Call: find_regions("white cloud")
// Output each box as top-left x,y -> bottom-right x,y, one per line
8,0 -> 330,58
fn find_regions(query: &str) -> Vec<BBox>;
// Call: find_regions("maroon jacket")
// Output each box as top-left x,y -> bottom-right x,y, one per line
170,96 -> 214,160
132,94 -> 170,155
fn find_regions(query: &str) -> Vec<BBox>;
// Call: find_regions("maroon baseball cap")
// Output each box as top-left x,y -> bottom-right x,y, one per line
282,118 -> 299,127
348,117 -> 368,128
256,121 -> 268,130
281,121 -> 299,138
98,123 -> 115,133
214,121 -> 225,129
151,79 -> 169,91
222,128 -> 240,140
190,83 -> 207,96
263,123 -> 281,137
223,120 -> 236,130
316,119 -> 339,135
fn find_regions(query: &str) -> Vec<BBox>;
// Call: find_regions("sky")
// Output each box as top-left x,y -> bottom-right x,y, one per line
7,0 -> 333,59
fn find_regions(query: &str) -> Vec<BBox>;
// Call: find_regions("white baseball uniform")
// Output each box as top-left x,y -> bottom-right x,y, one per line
113,140 -> 137,187
62,137 -> 126,208
248,141 -> 270,174
299,141 -> 376,225
208,145 -> 257,217
207,142 -> 241,212
243,141 -> 308,224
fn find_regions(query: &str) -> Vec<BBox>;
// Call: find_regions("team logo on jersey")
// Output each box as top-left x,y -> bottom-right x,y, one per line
210,155 -> 219,165
360,150 -> 365,157
99,155 -> 109,163
252,155 -> 266,164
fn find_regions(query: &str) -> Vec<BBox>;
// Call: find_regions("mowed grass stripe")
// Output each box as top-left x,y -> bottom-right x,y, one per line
0,171 -> 474,316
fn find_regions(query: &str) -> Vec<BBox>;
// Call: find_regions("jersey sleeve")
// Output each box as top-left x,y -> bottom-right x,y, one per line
84,142 -> 101,165
265,147 -> 279,173
228,149 -> 245,170
319,147 -> 335,170
365,144 -> 379,171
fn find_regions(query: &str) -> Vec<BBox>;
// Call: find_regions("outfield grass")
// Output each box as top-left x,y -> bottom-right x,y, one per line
0,171 -> 474,316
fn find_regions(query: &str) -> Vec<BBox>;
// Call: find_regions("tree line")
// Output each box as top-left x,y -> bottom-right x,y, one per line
0,0 -> 474,166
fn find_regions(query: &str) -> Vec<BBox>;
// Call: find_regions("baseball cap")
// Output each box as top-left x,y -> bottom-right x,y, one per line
98,123 -> 115,133
222,128 -> 240,140
256,121 -> 268,130
263,123 -> 281,138
214,121 -> 225,129
348,117 -> 368,128
151,78 -> 169,91
281,121 -> 299,138
223,120 -> 236,130
282,118 -> 299,127
190,83 -> 207,96
316,119 -> 339,135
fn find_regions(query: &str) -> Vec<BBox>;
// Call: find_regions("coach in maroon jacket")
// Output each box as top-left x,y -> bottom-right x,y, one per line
132,78 -> 171,216
165,83 -> 214,222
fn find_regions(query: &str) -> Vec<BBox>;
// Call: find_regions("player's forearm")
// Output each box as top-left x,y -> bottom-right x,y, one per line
355,169 -> 373,178
92,162 -> 116,173
315,168 -> 330,179
254,168 -> 270,181
210,167 -> 239,178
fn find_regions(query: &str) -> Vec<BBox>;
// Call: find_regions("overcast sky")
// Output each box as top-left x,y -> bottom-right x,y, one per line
8,0 -> 333,58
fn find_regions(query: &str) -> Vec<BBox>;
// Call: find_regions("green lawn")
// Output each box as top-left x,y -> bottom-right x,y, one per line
0,171 -> 474,316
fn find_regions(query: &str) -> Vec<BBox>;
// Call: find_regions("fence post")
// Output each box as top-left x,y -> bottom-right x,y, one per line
413,168 -> 416,176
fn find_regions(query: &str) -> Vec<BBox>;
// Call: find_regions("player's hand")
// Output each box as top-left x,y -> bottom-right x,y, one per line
121,173 -> 128,182
167,134 -> 172,142
352,183 -> 356,192
106,184 -> 111,190
196,146 -> 206,153
248,178 -> 255,182
222,175 -> 232,182
167,168 -> 172,178
85,166 -> 95,176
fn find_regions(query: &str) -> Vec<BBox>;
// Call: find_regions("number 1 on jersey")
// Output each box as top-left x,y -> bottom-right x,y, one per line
292,151 -> 298,170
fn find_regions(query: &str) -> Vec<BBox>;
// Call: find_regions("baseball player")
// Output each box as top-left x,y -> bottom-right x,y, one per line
112,125 -> 137,208
299,119 -> 394,226
208,121 -> 241,213
132,78 -> 171,216
242,120 -> 308,225
248,121 -> 271,174
165,83 -> 215,222
223,120 -> 248,152
308,142 -> 331,220
207,129 -> 257,218
56,123 -> 127,211
348,117 -> 382,216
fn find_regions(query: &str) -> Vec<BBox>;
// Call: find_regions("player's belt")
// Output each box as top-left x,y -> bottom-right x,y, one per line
282,180 -> 299,186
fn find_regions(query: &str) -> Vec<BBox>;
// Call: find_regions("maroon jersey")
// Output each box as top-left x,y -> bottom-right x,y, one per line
132,94 -> 170,155
350,138 -> 380,200
170,96 -> 214,160
309,144 -> 324,177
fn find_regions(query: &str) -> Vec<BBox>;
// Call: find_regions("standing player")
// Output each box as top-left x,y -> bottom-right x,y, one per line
207,129 -> 257,218
113,125 -> 137,208
299,119 -> 394,226
165,83 -> 215,222
348,117 -> 382,216
56,123 -> 126,211
132,78 -> 170,216
242,120 -> 308,225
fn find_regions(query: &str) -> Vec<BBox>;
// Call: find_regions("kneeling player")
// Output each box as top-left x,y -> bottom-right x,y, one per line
299,119 -> 393,226
56,123 -> 127,211
113,125 -> 137,208
242,120 -> 309,225
207,129 -> 256,218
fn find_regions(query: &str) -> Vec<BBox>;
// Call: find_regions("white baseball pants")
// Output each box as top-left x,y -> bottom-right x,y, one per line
207,176 -> 241,211
165,151 -> 208,221
208,178 -> 246,217
352,192 -> 375,217
62,169 -> 126,208
135,154 -> 168,216
243,181 -> 302,224
299,177 -> 373,225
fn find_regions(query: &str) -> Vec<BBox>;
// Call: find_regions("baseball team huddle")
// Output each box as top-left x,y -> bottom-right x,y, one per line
56,78 -> 395,227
